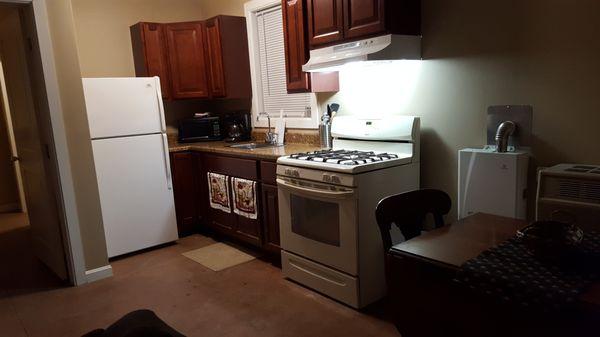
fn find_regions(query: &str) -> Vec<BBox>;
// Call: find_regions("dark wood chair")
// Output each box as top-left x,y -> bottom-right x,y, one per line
376,189 -> 452,251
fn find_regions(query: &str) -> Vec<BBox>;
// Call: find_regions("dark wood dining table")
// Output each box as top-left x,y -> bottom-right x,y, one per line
386,213 -> 600,337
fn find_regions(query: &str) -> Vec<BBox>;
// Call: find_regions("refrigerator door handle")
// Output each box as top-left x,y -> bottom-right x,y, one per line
161,133 -> 173,190
154,76 -> 167,132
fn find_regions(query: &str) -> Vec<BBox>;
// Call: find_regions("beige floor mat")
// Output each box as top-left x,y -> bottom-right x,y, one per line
183,242 -> 257,271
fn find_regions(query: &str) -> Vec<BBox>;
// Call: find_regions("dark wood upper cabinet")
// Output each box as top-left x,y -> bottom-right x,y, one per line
205,17 -> 226,98
131,16 -> 251,101
282,0 -> 311,92
165,22 -> 210,99
130,22 -> 171,99
343,0 -> 385,39
204,16 -> 252,100
305,0 -> 421,49
282,0 -> 340,93
306,0 -> 344,47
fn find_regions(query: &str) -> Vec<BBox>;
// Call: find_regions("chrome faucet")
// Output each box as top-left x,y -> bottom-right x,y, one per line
259,112 -> 277,144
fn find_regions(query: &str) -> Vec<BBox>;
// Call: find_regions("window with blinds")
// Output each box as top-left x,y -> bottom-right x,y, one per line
255,6 -> 312,118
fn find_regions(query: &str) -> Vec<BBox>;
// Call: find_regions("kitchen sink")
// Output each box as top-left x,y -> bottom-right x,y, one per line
227,142 -> 281,150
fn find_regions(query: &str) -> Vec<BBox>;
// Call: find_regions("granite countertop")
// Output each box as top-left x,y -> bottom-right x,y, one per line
169,140 -> 322,160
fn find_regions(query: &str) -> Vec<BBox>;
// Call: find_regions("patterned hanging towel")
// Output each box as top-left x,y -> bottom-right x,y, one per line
232,177 -> 258,219
207,172 -> 231,213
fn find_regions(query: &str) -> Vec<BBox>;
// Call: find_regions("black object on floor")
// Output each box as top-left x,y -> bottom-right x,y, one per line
82,310 -> 186,337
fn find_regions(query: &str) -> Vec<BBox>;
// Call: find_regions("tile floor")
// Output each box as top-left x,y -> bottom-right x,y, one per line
0,219 -> 399,337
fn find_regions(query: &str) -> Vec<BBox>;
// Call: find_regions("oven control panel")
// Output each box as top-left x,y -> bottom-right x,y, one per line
277,165 -> 356,187
283,168 -> 300,178
322,174 -> 342,184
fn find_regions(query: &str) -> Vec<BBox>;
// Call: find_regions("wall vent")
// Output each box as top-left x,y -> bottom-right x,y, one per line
557,179 -> 600,204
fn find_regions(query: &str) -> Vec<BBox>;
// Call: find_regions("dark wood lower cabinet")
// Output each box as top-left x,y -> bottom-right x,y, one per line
235,215 -> 262,247
261,183 -> 281,253
170,152 -> 198,236
198,153 -> 264,248
172,152 -> 280,254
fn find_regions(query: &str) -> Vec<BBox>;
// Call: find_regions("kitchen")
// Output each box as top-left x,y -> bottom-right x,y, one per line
0,0 -> 599,336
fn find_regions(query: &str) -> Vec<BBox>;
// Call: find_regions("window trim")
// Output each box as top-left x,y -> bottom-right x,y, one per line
244,0 -> 319,129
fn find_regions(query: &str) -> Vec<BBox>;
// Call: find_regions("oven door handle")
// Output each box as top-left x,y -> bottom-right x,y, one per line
276,178 -> 355,200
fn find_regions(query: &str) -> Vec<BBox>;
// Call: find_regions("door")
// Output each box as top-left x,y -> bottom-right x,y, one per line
261,183 -> 280,252
82,77 -> 165,139
92,133 -> 177,258
0,64 -> 25,212
165,22 -> 210,99
278,176 -> 358,274
131,23 -> 171,99
204,18 -> 226,98
4,6 -> 68,279
306,0 -> 344,47
343,0 -> 385,39
170,152 -> 197,236
282,0 -> 311,92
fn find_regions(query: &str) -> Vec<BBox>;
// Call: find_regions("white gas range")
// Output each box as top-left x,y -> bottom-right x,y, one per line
276,115 -> 420,308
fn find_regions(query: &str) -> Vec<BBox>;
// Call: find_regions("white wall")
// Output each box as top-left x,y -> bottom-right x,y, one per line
321,0 -> 600,219
71,0 -> 600,223
71,0 -> 205,77
45,0 -> 108,270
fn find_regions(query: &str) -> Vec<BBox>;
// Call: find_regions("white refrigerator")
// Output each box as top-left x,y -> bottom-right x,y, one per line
82,77 -> 178,258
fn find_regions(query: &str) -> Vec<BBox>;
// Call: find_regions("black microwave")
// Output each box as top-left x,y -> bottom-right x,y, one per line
178,117 -> 222,143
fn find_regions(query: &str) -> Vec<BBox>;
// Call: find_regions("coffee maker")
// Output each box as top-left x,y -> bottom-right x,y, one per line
222,111 -> 252,142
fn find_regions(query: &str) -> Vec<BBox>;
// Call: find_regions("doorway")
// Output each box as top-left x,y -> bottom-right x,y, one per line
0,2 -> 69,294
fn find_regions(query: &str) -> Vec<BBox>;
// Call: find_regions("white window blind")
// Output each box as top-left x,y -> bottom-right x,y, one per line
255,6 -> 312,118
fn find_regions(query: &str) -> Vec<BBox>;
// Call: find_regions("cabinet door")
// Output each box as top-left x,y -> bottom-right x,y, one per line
235,214 -> 262,247
232,179 -> 262,247
170,152 -> 197,236
193,152 -> 208,225
205,18 -> 227,98
261,184 -> 281,253
282,0 -> 311,92
165,22 -> 210,99
130,22 -> 171,99
306,0 -> 344,47
343,0 -> 385,39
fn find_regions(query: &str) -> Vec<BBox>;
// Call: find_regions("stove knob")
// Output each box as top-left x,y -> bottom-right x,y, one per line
284,169 -> 292,176
331,175 -> 341,184
292,170 -> 300,177
322,174 -> 332,182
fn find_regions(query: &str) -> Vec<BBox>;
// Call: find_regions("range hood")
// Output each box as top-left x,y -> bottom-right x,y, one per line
302,34 -> 421,73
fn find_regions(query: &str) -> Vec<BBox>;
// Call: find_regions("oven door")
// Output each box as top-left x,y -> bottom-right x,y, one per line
277,176 -> 358,275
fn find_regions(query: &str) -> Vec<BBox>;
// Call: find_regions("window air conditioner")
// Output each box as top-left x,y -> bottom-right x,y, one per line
536,164 -> 600,230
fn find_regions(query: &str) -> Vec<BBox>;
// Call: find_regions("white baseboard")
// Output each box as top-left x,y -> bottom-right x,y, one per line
0,203 -> 20,213
85,265 -> 113,283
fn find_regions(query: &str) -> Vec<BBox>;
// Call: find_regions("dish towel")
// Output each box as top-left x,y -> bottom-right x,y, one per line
208,172 -> 231,213
232,177 -> 258,219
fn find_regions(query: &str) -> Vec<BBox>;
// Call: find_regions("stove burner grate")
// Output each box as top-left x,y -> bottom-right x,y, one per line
289,149 -> 399,166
